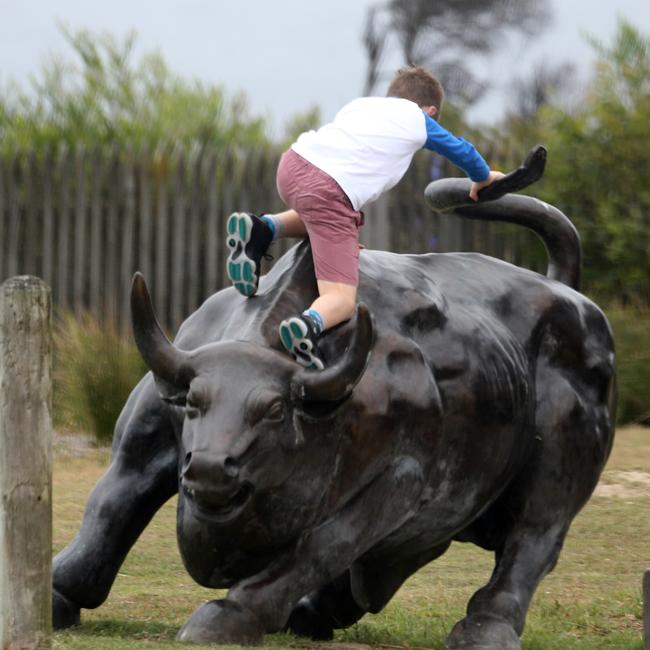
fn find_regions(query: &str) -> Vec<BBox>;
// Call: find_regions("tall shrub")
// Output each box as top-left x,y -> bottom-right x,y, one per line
54,312 -> 147,443
530,21 -> 650,304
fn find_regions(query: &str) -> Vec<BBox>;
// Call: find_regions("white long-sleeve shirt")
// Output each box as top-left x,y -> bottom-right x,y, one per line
292,96 -> 489,210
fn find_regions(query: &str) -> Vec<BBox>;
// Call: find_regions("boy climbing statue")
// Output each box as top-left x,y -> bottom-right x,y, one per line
225,66 -> 504,370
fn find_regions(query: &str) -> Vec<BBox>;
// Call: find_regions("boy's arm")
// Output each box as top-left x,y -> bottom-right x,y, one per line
422,113 -> 503,201
422,113 -> 489,182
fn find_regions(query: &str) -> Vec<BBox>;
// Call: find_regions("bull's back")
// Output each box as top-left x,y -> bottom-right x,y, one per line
171,244 -> 611,378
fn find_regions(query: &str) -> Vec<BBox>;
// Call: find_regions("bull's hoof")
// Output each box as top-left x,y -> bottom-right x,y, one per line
286,598 -> 334,641
177,599 -> 264,646
52,589 -> 80,629
446,614 -> 521,650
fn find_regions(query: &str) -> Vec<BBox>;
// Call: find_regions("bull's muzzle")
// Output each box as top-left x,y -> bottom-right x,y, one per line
181,451 -> 253,524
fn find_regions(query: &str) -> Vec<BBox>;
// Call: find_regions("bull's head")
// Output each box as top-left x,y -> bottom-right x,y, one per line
130,273 -> 373,583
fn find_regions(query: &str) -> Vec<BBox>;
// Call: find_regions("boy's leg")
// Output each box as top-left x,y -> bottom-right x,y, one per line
226,212 -> 274,296
270,210 -> 307,238
279,281 -> 357,371
272,149 -> 362,369
311,280 -> 357,330
225,209 -> 306,297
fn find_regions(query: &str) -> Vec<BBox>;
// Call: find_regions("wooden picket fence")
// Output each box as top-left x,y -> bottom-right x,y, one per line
0,144 -> 545,332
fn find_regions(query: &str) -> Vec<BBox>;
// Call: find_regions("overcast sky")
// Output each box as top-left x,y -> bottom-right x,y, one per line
2,0 -> 650,135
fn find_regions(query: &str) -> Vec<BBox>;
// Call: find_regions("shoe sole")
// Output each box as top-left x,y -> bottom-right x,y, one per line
226,212 -> 258,297
279,317 -> 325,371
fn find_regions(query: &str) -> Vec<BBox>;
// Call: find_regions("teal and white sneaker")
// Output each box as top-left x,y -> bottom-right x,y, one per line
279,315 -> 325,371
226,212 -> 273,297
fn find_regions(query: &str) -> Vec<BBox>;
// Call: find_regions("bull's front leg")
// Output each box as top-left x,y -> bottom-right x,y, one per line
177,455 -> 425,646
53,377 -> 179,628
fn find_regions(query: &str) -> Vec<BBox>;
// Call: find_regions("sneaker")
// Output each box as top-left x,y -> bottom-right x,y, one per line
279,315 -> 325,371
226,212 -> 273,297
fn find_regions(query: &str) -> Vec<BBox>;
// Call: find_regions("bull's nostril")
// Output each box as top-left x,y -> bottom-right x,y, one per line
223,457 -> 239,478
182,452 -> 193,477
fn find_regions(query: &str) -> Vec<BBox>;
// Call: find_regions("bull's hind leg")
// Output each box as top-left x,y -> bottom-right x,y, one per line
53,376 -> 178,628
447,368 -> 614,650
447,522 -> 569,650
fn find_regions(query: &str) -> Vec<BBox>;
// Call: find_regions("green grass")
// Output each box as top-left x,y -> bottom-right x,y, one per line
52,427 -> 648,649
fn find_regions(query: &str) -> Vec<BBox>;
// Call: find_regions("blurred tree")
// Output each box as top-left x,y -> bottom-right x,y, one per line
282,105 -> 321,147
363,5 -> 389,95
0,27 -> 270,151
362,0 -> 551,104
495,60 -> 578,155
536,20 -> 650,303
509,61 -> 577,122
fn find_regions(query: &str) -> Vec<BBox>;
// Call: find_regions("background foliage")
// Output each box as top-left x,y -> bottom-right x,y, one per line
0,28 -> 270,152
535,21 -> 650,303
54,312 -> 147,443
607,307 -> 650,425
1,21 -> 647,434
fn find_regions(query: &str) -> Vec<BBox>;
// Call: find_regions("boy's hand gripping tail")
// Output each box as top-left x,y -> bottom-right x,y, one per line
474,145 -> 548,202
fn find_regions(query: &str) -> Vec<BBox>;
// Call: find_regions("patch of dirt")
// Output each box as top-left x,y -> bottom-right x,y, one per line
594,470 -> 650,498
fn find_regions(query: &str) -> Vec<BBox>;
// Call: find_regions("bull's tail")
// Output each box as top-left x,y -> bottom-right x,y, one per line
424,175 -> 582,291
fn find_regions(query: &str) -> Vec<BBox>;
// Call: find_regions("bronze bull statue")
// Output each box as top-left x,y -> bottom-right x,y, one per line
52,162 -> 615,649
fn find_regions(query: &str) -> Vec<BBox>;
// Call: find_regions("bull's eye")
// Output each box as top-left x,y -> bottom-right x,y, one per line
265,400 -> 284,422
185,397 -> 201,420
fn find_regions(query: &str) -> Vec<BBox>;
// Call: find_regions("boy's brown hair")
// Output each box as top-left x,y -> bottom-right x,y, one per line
386,66 -> 445,113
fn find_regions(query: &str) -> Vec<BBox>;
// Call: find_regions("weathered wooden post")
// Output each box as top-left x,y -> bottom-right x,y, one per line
0,276 -> 52,650
643,569 -> 650,650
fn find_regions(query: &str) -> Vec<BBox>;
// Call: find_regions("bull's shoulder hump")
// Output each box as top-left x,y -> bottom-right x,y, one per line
173,288 -> 258,349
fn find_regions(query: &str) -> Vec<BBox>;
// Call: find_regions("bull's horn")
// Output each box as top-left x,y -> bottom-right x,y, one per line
130,272 -> 195,390
291,303 -> 374,403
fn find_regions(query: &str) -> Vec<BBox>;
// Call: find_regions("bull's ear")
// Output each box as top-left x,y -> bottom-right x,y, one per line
341,333 -> 440,425
381,339 -> 441,414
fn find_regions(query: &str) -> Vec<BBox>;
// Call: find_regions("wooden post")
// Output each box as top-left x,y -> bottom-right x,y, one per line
120,145 -> 136,334
154,144 -> 170,329
186,145 -> 202,316
203,148 -> 219,294
171,148 -> 187,329
89,145 -> 105,320
0,154 -> 5,281
73,145 -> 88,319
7,152 -> 22,279
106,146 -> 122,324
0,276 -> 52,650
41,147 -> 54,289
138,144 -> 153,307
643,569 -> 650,650
56,144 -> 71,312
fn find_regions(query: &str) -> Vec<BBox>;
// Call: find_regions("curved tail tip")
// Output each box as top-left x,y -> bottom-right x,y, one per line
476,144 -> 548,202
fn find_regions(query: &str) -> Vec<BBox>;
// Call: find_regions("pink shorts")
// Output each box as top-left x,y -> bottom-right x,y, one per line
276,149 -> 363,286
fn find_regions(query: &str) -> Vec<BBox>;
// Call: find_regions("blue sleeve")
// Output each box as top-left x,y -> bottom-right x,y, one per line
422,113 -> 490,182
